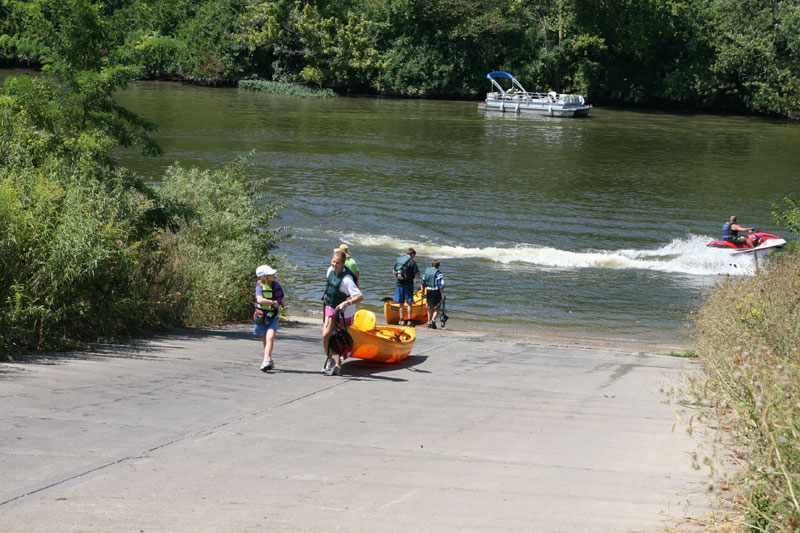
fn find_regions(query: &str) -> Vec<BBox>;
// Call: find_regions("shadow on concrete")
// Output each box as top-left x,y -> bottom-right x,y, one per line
0,343 -> 168,376
340,355 -> 429,382
0,325 -> 261,374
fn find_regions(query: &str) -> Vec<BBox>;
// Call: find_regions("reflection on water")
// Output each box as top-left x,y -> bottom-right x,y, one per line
89,81 -> 800,341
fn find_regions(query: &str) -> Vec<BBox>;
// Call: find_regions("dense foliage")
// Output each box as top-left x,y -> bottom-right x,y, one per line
156,156 -> 288,325
2,0 -> 800,116
690,204 -> 800,530
0,1 -> 285,356
239,79 -> 336,97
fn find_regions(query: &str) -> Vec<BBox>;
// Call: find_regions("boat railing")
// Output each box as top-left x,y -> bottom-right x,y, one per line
486,91 -> 586,107
487,91 -> 554,101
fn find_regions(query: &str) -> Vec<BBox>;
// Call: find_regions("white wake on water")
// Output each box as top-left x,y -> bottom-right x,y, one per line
337,232 -> 756,276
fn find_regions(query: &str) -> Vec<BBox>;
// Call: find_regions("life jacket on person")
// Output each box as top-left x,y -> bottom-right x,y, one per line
722,221 -> 738,241
256,281 -> 278,317
324,267 -> 354,308
423,267 -> 440,291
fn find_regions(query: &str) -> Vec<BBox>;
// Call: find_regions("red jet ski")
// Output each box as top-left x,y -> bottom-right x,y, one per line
707,231 -> 786,254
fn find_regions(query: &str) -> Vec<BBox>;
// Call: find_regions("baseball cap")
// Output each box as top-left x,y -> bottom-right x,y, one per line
256,265 -> 277,277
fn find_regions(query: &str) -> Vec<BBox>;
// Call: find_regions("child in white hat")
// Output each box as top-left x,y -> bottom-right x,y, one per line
254,265 -> 287,372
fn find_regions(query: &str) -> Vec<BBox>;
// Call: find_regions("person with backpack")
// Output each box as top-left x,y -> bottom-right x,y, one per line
254,265 -> 288,372
322,249 -> 363,376
422,259 -> 445,329
393,248 -> 420,326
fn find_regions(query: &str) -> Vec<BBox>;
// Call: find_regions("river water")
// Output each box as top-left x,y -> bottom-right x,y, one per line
74,81 -> 800,342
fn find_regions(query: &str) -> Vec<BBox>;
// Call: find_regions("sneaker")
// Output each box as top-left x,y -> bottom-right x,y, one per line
321,359 -> 331,374
332,365 -> 342,376
429,322 -> 437,329
260,360 -> 272,372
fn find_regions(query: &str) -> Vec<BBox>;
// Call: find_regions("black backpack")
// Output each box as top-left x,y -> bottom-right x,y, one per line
328,310 -> 353,358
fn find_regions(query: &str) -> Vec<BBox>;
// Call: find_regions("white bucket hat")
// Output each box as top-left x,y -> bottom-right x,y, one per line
256,265 -> 277,277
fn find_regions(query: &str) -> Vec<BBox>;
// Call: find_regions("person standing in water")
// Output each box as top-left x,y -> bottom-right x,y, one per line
254,265 -> 287,372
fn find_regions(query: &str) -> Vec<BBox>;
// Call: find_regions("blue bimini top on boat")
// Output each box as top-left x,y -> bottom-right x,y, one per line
486,72 -> 526,94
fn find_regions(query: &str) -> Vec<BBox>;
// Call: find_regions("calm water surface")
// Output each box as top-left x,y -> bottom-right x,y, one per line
107,82 -> 798,342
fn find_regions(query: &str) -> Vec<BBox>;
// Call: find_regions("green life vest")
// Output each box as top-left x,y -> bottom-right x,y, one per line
424,267 -> 440,290
324,267 -> 353,308
257,282 -> 275,312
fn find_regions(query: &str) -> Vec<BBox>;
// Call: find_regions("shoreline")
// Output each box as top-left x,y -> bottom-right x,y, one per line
1,69 -> 786,119
281,311 -> 692,356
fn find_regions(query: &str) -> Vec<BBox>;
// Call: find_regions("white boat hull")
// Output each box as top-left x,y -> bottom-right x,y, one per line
731,238 -> 787,257
479,98 -> 591,117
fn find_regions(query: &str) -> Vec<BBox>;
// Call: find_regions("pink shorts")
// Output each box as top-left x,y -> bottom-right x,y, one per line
324,305 -> 353,327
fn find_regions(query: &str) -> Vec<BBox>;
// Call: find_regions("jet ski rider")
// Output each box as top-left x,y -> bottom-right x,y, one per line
723,215 -> 755,248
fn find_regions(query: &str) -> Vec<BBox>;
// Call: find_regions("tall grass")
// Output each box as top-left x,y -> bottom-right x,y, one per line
691,254 -> 800,531
238,79 -> 336,98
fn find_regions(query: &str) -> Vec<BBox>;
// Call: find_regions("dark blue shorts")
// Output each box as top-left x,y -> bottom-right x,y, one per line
394,285 -> 414,305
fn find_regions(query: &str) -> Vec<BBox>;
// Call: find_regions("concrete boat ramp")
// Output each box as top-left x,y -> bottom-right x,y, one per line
0,320 -> 714,531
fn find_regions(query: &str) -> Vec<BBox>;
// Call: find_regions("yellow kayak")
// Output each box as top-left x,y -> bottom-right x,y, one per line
383,289 -> 427,324
349,310 -> 415,363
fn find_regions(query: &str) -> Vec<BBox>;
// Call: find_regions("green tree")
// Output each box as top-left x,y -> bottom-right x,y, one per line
0,0 -> 109,69
237,0 -> 383,90
176,0 -> 248,83
4,64 -> 161,159
697,0 -> 800,115
370,0 -> 525,96
570,0 -> 699,102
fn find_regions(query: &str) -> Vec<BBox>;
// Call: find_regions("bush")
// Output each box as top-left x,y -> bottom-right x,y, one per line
156,154 -> 288,325
238,79 -> 336,98
0,105 -> 183,354
690,254 -> 800,530
114,31 -> 188,80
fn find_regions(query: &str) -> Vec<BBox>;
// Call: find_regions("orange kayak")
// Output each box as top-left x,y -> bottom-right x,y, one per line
383,289 -> 427,324
349,310 -> 416,363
